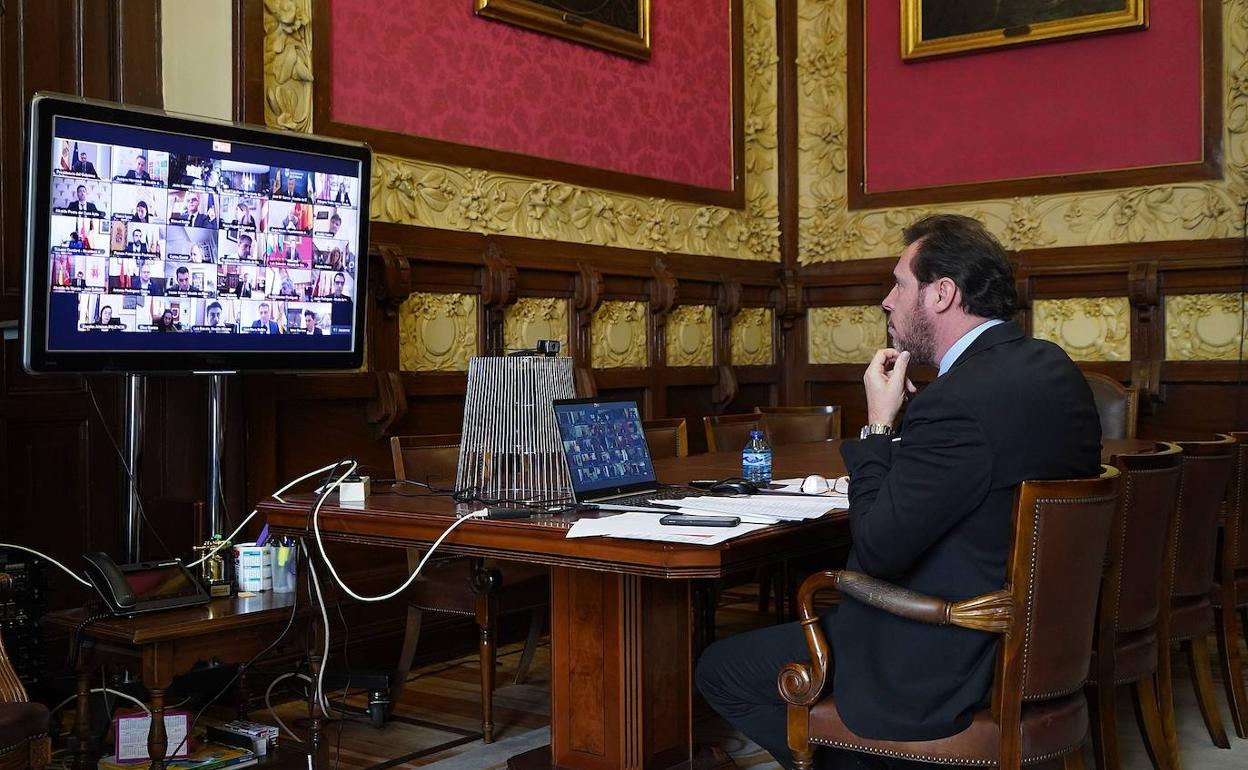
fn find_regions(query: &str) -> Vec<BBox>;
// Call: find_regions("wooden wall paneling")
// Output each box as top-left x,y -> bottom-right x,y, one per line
0,0 -> 174,606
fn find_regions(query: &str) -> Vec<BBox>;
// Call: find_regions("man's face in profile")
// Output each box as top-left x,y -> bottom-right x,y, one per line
177,272 -> 190,289
882,242 -> 937,367
208,306 -> 222,325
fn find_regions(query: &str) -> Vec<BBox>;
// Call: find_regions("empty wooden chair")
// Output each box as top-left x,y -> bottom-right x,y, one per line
780,468 -> 1120,770
703,412 -> 762,454
1157,435 -> 1236,765
1086,443 -> 1182,770
642,417 -> 688,460
755,405 -> 843,445
389,435 -> 548,743
1213,431 -> 1248,738
0,573 -> 50,770
1084,373 -> 1140,440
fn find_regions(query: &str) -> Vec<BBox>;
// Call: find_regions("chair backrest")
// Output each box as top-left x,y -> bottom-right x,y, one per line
1000,467 -> 1119,704
1083,372 -> 1140,440
702,413 -> 761,453
642,417 -> 688,460
1227,432 -> 1248,573
1102,443 -> 1182,636
1168,435 -> 1236,601
0,573 -> 29,704
390,433 -> 462,488
755,405 -> 843,445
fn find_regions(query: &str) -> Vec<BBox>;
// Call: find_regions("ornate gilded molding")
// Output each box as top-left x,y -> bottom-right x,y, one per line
665,305 -> 715,367
263,0 -> 313,132
796,1 -> 1248,262
504,297 -> 570,356
591,300 -> 649,369
398,292 -> 479,372
270,0 -> 780,261
1165,293 -> 1246,361
731,307 -> 774,366
808,305 -> 886,364
1031,298 -> 1131,362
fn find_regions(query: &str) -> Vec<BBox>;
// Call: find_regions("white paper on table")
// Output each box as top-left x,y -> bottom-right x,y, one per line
565,511 -> 768,545
649,495 -> 846,521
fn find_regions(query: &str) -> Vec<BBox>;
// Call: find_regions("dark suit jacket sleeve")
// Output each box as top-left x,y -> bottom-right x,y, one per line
839,391 -> 993,580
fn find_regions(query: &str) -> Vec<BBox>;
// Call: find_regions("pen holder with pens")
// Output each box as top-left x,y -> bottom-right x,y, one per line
272,543 -> 296,593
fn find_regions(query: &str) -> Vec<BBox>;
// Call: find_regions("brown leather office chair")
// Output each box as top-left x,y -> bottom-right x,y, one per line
0,573 -> 50,770
702,413 -> 761,454
642,417 -> 688,460
389,435 -> 548,744
755,405 -> 843,445
1086,443 -> 1182,770
1084,373 -> 1140,440
1156,435 -> 1236,765
1213,431 -> 1248,739
780,468 -> 1120,770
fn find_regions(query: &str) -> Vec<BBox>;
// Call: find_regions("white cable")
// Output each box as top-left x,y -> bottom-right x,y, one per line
187,460 -> 347,569
264,672 -> 311,741
0,543 -> 92,587
303,540 -> 333,719
52,687 -> 150,715
309,463 -> 488,602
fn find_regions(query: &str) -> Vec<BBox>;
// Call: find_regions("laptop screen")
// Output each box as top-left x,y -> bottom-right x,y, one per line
553,398 -> 657,498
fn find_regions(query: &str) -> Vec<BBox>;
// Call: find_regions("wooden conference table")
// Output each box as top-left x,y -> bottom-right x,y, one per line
259,439 -> 1151,770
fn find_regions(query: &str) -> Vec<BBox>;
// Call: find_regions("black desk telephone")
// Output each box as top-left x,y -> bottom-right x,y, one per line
82,552 -> 210,615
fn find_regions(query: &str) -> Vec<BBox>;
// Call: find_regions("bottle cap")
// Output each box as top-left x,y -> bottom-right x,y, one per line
749,429 -> 764,438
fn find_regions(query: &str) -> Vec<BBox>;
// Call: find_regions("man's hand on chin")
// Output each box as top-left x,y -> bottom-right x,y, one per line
863,348 -> 915,428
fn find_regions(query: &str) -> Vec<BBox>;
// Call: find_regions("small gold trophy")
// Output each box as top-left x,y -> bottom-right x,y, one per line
193,536 -> 232,598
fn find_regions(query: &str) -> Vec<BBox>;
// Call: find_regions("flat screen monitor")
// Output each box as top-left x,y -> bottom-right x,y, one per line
23,93 -> 372,373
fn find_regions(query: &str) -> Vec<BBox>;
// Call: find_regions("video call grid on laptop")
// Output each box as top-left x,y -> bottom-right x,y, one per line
552,397 -> 702,505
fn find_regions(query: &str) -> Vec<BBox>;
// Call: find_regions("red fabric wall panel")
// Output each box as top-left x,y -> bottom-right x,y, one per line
864,2 -> 1203,193
329,1 -> 734,190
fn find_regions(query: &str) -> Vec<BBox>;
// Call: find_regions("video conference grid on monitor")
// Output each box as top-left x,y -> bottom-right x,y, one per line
555,401 -> 655,492
48,131 -> 360,339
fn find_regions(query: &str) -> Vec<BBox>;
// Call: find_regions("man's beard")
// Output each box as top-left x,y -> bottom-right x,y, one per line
890,298 -> 937,367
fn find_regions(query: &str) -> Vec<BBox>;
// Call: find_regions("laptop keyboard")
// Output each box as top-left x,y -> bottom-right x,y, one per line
604,486 -> 708,507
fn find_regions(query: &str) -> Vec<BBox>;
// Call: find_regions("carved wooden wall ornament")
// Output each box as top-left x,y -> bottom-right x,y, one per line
665,305 -> 715,368
1032,298 -> 1131,362
399,292 -> 479,372
591,301 -> 649,369
731,307 -> 774,366
807,305 -> 886,365
1165,293 -> 1246,361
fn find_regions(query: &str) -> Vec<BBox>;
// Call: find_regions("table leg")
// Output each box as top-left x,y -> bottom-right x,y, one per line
148,687 -> 168,770
508,567 -> 728,770
73,670 -> 92,770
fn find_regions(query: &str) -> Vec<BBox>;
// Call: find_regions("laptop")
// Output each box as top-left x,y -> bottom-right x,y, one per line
552,397 -> 707,507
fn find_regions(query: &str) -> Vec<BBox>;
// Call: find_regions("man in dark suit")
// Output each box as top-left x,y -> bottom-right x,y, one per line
66,185 -> 99,214
177,195 -> 212,228
72,151 -> 98,177
137,264 -> 163,296
71,271 -> 86,289
122,155 -> 152,181
695,214 -> 1101,769
250,302 -> 281,334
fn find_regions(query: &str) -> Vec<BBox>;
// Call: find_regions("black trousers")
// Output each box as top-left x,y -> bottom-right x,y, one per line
695,611 -> 930,770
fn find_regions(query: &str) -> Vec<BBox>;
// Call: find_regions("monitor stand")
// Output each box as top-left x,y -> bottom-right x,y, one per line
121,371 -> 235,562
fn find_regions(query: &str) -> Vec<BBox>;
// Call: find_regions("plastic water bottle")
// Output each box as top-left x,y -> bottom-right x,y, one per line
742,429 -> 772,485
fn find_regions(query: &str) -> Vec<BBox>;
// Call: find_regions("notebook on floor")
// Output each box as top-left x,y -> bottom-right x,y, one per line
552,397 -> 706,507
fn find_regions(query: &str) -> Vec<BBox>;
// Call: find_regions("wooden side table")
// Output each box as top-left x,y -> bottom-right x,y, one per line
44,592 -> 315,770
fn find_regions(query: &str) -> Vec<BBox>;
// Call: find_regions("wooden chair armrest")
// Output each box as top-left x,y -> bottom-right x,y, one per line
776,571 -> 1014,708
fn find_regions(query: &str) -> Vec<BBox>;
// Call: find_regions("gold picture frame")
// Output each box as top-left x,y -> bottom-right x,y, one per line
901,0 -> 1148,61
475,0 -> 651,61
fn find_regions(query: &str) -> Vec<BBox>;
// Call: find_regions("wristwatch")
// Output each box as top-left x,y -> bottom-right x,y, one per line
859,423 -> 894,439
